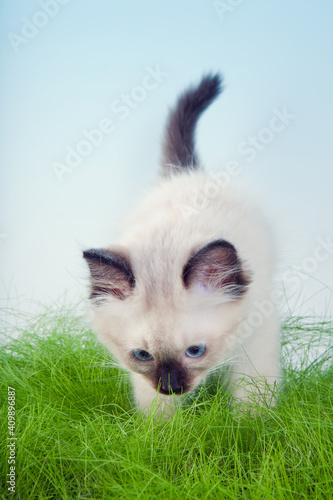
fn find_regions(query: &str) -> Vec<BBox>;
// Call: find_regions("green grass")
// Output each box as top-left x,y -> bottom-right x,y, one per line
0,307 -> 332,499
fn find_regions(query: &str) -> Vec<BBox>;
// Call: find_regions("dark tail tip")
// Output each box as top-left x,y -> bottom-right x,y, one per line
160,73 -> 223,177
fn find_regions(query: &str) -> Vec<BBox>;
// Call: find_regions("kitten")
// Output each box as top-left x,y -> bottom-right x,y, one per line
83,74 -> 280,417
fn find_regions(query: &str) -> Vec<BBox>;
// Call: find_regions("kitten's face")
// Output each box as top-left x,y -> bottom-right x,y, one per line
94,296 -> 244,395
130,304 -> 244,394
86,240 -> 250,396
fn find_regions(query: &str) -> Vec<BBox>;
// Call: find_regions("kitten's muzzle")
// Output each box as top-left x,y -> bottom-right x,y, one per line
155,361 -> 189,395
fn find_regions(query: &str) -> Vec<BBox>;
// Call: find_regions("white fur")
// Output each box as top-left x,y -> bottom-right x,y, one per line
89,170 -> 281,416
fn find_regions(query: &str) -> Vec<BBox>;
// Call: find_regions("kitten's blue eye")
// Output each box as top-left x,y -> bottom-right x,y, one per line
133,349 -> 153,361
185,345 -> 206,358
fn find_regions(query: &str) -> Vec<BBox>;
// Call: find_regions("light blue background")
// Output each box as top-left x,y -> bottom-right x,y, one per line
0,0 -> 332,318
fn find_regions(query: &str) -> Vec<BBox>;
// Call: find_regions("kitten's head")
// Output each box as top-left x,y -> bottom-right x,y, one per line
83,239 -> 251,395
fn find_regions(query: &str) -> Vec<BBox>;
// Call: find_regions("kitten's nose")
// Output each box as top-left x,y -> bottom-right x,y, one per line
160,378 -> 183,394
157,362 -> 187,395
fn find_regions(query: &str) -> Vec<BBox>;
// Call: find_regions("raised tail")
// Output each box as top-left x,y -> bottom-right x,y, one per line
160,73 -> 223,177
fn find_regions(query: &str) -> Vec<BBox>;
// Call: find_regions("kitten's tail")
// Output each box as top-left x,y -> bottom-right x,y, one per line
160,73 -> 223,177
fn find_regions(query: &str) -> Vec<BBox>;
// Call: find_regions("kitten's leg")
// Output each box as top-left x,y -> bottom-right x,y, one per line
230,308 -> 281,407
131,372 -> 180,417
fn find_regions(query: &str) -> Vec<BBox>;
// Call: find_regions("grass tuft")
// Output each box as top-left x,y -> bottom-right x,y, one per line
1,309 -> 332,499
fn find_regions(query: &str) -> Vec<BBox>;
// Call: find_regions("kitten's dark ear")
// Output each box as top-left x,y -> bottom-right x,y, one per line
83,248 -> 135,303
183,240 -> 251,299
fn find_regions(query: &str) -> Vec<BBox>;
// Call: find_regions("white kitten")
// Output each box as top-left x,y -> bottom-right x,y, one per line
84,74 -> 280,417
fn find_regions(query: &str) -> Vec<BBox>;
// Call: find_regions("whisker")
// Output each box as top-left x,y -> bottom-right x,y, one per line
207,354 -> 242,374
